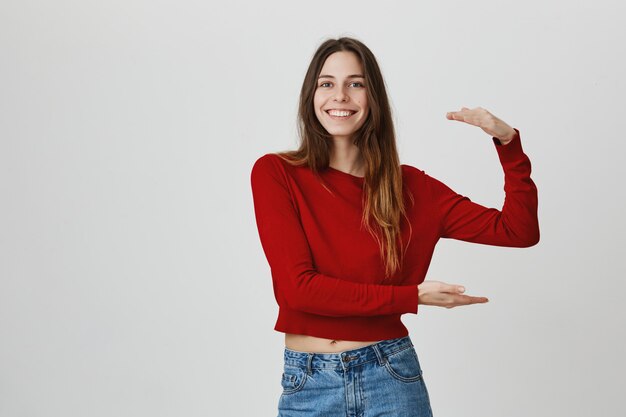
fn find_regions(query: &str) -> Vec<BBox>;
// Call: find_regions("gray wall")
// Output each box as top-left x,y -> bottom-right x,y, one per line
1,0 -> 624,416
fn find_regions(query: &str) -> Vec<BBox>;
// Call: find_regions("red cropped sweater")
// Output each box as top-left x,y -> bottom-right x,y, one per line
250,128 -> 539,341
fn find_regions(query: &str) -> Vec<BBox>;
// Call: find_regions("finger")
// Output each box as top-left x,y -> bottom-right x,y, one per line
447,111 -> 473,123
446,111 -> 465,121
452,295 -> 488,305
443,284 -> 465,293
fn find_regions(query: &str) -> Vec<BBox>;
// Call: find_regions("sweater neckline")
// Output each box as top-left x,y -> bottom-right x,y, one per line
324,166 -> 365,182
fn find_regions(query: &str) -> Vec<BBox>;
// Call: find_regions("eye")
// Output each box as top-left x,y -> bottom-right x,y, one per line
318,81 -> 365,88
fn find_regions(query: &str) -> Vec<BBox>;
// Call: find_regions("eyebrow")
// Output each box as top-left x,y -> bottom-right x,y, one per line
318,74 -> 365,79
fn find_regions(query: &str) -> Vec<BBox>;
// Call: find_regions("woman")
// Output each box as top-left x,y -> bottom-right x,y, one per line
250,37 -> 539,417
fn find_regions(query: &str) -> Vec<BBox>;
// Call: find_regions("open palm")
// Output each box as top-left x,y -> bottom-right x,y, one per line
418,280 -> 489,309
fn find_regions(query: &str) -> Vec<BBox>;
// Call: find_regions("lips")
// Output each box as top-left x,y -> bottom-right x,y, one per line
325,109 -> 358,120
325,109 -> 357,114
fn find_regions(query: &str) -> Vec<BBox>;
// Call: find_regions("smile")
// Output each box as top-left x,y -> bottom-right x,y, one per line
325,110 -> 357,120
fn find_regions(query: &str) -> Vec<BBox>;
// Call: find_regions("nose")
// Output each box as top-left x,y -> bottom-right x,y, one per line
333,86 -> 349,102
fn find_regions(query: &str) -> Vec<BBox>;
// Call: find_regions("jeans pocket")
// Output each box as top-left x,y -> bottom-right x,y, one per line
383,345 -> 424,383
280,365 -> 308,395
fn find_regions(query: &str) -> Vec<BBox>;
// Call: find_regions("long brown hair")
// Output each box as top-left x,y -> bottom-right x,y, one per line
275,36 -> 413,282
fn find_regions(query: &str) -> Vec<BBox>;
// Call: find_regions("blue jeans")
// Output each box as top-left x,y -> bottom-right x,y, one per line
278,335 -> 434,417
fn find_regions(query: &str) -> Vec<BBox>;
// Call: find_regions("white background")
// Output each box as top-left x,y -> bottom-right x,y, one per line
1,1 -> 624,416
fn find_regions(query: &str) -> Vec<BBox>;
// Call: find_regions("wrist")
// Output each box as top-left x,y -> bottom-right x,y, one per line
497,128 -> 516,145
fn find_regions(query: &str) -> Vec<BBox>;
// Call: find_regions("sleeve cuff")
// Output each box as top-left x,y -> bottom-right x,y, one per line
394,284 -> 419,315
492,127 -> 525,164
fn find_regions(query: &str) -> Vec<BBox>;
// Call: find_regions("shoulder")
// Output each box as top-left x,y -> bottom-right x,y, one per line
401,163 -> 448,195
251,152 -> 304,188
401,163 -> 423,175
253,152 -> 283,170
252,152 -> 291,176
402,163 -> 446,183
401,163 -> 428,182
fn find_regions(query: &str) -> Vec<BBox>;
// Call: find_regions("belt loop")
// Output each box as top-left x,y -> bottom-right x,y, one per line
371,343 -> 387,366
306,353 -> 314,375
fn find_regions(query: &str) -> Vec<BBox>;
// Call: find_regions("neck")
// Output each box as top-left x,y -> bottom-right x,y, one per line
328,139 -> 364,176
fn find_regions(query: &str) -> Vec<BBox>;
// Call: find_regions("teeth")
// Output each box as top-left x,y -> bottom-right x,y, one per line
328,110 -> 355,117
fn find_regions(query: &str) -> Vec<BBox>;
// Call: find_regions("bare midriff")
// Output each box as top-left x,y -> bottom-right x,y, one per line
285,333 -> 383,353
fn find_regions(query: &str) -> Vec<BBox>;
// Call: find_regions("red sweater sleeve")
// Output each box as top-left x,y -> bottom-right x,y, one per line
426,128 -> 540,246
250,154 -> 419,317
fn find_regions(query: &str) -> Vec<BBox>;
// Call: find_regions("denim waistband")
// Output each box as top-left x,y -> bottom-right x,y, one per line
283,335 -> 414,371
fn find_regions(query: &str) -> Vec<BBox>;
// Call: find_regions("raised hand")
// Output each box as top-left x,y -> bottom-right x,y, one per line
446,106 -> 517,144
418,280 -> 489,309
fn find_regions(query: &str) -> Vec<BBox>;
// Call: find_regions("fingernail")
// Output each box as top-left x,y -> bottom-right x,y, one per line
459,287 -> 465,292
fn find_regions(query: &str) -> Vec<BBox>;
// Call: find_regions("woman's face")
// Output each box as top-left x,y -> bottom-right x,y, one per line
313,51 -> 369,142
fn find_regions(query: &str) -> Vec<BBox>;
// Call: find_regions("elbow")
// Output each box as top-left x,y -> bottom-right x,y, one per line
285,294 -> 305,312
520,226 -> 540,247
282,287 -> 305,311
524,234 -> 540,248
504,216 -> 540,247
281,270 -> 315,312
503,223 -> 540,248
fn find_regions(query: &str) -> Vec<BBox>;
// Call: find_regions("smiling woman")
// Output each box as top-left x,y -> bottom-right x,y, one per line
250,36 -> 539,417
313,50 -> 369,175
314,53 -> 369,144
